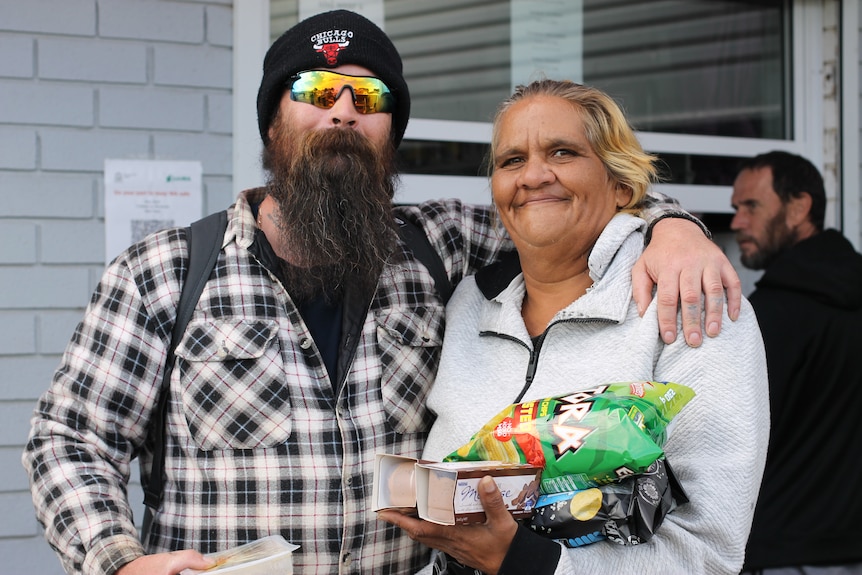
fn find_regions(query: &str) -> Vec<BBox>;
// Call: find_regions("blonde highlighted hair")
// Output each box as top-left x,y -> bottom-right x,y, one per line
490,79 -> 658,213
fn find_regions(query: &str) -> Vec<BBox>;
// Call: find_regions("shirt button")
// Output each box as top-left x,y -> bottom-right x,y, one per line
345,476 -> 353,485
300,337 -> 312,349
342,552 -> 352,567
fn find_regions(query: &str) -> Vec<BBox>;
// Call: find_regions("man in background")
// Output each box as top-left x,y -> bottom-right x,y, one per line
732,150 -> 862,574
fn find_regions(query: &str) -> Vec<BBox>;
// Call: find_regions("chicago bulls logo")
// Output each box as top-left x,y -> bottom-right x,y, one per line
310,29 -> 354,65
315,41 -> 349,65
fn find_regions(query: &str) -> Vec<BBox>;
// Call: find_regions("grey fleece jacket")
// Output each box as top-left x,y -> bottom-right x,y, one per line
422,213 -> 770,575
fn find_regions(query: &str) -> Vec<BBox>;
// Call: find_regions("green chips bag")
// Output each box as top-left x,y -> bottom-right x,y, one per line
443,381 -> 695,493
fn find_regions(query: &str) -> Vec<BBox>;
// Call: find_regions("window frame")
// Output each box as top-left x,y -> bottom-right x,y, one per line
233,0 -> 823,216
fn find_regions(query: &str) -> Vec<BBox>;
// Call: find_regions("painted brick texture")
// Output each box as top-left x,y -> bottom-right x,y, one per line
0,2 -> 235,571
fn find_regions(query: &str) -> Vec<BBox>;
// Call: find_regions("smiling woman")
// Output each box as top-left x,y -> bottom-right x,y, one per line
378,79 -> 770,575
492,96 -> 627,238
489,83 -> 654,336
490,95 -> 633,320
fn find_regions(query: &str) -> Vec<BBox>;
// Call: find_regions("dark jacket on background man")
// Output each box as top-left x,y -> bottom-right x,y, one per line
743,229 -> 862,569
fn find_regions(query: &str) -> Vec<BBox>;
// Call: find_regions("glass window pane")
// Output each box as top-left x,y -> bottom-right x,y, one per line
398,140 -> 490,177
583,0 -> 789,139
391,0 -> 789,140
270,0 -> 789,180
656,153 -> 751,186
270,0 -> 298,44
273,0 -> 789,140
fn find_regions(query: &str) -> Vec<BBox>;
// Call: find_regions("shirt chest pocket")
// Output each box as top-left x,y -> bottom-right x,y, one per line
174,319 -> 291,450
376,305 -> 444,435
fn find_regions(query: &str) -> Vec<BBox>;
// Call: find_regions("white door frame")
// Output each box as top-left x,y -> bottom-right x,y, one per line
232,0 -> 269,197
841,0 -> 860,248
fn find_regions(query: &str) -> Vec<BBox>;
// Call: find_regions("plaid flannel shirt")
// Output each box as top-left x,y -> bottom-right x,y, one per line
23,187 -> 693,575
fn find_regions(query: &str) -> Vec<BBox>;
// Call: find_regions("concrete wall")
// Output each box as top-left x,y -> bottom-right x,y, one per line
0,1 -> 234,572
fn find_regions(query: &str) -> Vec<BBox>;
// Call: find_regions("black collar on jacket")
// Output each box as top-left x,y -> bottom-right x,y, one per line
475,249 -> 521,300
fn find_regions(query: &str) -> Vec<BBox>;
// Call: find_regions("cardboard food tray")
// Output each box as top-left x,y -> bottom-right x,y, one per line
179,535 -> 298,575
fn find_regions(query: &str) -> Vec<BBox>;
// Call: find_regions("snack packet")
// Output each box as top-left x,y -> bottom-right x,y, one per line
528,457 -> 688,547
443,381 -> 694,493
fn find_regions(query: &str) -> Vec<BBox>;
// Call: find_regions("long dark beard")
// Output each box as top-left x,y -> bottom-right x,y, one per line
263,123 -> 399,302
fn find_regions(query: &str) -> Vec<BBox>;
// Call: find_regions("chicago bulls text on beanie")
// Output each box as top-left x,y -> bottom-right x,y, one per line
257,9 -> 411,148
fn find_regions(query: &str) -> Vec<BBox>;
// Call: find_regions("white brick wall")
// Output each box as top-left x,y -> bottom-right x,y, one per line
0,1 -> 234,572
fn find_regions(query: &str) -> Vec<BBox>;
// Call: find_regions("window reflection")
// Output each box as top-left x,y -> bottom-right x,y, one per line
271,0 -> 789,180
586,1 -> 788,139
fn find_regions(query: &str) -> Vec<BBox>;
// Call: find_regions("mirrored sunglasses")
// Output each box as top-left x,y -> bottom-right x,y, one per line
289,70 -> 395,114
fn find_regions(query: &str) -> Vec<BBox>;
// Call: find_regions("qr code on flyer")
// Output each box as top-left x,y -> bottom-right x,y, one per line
130,219 -> 174,243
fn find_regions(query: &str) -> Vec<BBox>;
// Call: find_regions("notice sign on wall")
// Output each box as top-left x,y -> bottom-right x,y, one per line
104,159 -> 202,264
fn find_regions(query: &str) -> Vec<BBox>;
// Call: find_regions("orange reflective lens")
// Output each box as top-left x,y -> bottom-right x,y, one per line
289,70 -> 395,114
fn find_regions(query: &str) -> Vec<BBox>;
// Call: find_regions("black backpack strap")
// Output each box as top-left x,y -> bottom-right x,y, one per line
140,209 -> 227,544
396,216 -> 453,304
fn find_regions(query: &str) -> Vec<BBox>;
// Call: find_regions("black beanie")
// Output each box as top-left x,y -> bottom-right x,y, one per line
257,10 -> 410,148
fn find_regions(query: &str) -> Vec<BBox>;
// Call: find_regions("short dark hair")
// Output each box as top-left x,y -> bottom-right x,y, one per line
737,151 -> 825,231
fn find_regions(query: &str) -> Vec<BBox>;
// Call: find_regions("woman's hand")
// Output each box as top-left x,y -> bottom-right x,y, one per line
633,217 -> 742,347
378,476 -> 518,575
114,550 -> 214,575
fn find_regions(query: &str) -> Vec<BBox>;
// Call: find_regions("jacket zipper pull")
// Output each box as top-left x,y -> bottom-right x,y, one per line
516,342 -> 541,403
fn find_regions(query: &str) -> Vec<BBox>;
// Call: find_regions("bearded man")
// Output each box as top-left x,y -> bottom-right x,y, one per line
731,151 -> 862,575
24,10 -> 743,575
